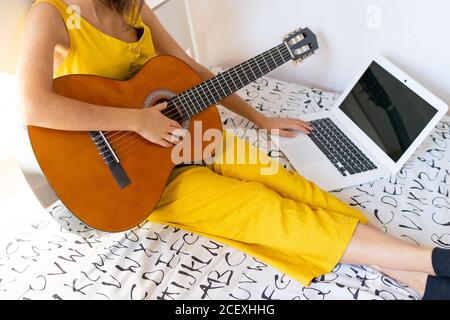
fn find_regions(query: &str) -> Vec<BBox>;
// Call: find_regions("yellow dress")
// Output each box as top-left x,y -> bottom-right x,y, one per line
34,0 -> 368,287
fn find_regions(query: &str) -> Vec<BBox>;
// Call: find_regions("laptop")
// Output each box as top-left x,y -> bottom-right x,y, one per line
274,56 -> 448,191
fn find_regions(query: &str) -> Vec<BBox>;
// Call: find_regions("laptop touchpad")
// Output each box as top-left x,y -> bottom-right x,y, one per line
280,138 -> 323,164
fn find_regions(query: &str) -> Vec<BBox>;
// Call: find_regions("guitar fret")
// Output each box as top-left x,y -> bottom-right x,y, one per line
255,57 -> 265,76
262,53 -> 272,73
277,45 -> 287,62
227,70 -> 239,92
199,84 -> 213,106
190,87 -> 202,113
261,52 -> 272,72
233,67 -> 246,88
188,85 -> 206,112
268,48 -> 279,68
205,80 -> 217,102
189,87 -> 203,114
204,81 -> 218,104
202,83 -> 215,106
255,55 -> 265,76
185,93 -> 198,116
216,77 -> 231,97
178,93 -> 193,118
209,79 -> 219,98
239,64 -> 251,84
276,45 -> 285,65
211,79 -> 223,100
246,60 -> 258,81
213,77 -> 227,98
219,73 -> 233,94
175,41 -> 298,121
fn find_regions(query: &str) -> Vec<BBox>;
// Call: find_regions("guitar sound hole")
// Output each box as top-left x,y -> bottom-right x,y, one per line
143,89 -> 190,128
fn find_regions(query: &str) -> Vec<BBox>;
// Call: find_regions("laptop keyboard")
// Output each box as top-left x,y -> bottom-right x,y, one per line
308,118 -> 378,177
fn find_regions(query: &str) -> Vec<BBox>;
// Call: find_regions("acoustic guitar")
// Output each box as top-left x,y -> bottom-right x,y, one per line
21,27 -> 319,232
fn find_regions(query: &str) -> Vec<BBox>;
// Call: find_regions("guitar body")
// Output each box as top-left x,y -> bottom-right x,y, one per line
27,55 -> 222,232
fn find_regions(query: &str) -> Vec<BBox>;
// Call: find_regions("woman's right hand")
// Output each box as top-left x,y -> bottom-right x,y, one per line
135,102 -> 185,148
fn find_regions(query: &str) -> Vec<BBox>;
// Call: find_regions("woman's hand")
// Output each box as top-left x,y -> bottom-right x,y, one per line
135,102 -> 185,147
255,115 -> 313,137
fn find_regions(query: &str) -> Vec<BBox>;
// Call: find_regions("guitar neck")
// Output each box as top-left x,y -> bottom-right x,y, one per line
173,43 -> 293,120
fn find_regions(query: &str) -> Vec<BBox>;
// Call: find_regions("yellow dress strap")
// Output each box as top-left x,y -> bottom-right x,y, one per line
125,1 -> 145,28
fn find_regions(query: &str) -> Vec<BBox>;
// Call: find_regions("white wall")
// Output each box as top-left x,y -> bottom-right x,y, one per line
187,0 -> 450,106
0,0 -> 194,74
151,0 -> 196,57
0,0 -> 31,74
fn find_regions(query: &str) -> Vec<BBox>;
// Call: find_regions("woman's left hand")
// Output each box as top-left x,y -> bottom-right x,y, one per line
255,115 -> 313,137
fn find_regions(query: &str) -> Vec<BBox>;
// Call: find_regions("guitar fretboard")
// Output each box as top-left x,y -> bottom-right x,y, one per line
172,43 -> 293,120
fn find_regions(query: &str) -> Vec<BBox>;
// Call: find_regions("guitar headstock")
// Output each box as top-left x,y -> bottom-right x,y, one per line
284,27 -> 319,62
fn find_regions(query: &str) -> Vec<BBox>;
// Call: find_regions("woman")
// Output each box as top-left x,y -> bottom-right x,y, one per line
17,0 -> 450,299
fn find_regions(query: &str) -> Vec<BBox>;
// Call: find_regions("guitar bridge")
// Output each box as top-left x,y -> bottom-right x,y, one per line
89,131 -> 131,189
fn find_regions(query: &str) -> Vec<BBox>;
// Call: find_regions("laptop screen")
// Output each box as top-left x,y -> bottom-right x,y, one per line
339,62 -> 438,162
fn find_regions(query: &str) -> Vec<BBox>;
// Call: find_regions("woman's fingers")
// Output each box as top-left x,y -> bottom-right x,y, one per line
162,133 -> 178,145
154,103 -> 182,128
285,119 -> 312,134
289,118 -> 313,129
271,129 -> 297,138
171,126 -> 186,134
166,128 -> 187,144
168,119 -> 182,128
153,128 -> 187,148
294,119 -> 313,131
155,102 -> 168,112
155,138 -> 172,148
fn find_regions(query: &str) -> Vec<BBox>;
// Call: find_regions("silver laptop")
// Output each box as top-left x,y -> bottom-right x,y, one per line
274,56 -> 448,191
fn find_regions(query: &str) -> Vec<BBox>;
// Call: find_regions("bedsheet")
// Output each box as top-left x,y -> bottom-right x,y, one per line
1,74 -> 449,300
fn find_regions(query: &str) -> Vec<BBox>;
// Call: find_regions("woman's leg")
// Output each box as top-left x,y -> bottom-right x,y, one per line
153,166 -> 442,296
215,133 -> 441,294
341,223 -> 435,275
372,266 -> 428,296
341,223 -> 434,296
149,165 -> 368,287
211,131 -> 366,220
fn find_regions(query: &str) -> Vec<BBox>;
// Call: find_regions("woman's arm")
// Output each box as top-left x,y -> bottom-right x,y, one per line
17,4 -> 139,132
17,3 -> 181,147
141,5 -> 312,137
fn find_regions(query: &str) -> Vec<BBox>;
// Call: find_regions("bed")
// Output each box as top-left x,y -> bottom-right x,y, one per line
1,72 -> 449,300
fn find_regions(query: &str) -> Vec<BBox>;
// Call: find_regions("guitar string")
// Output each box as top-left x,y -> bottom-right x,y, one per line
100,48 -> 286,155
104,43 -> 291,142
111,47 -> 294,158
172,44 -> 291,120
104,43 -> 291,146
103,43 -> 292,152
111,78 -> 290,156
103,108 -> 184,146
106,45 -> 293,159
103,107 -> 184,142
164,44 -> 289,120
98,44 -> 294,163
104,46 -> 294,162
